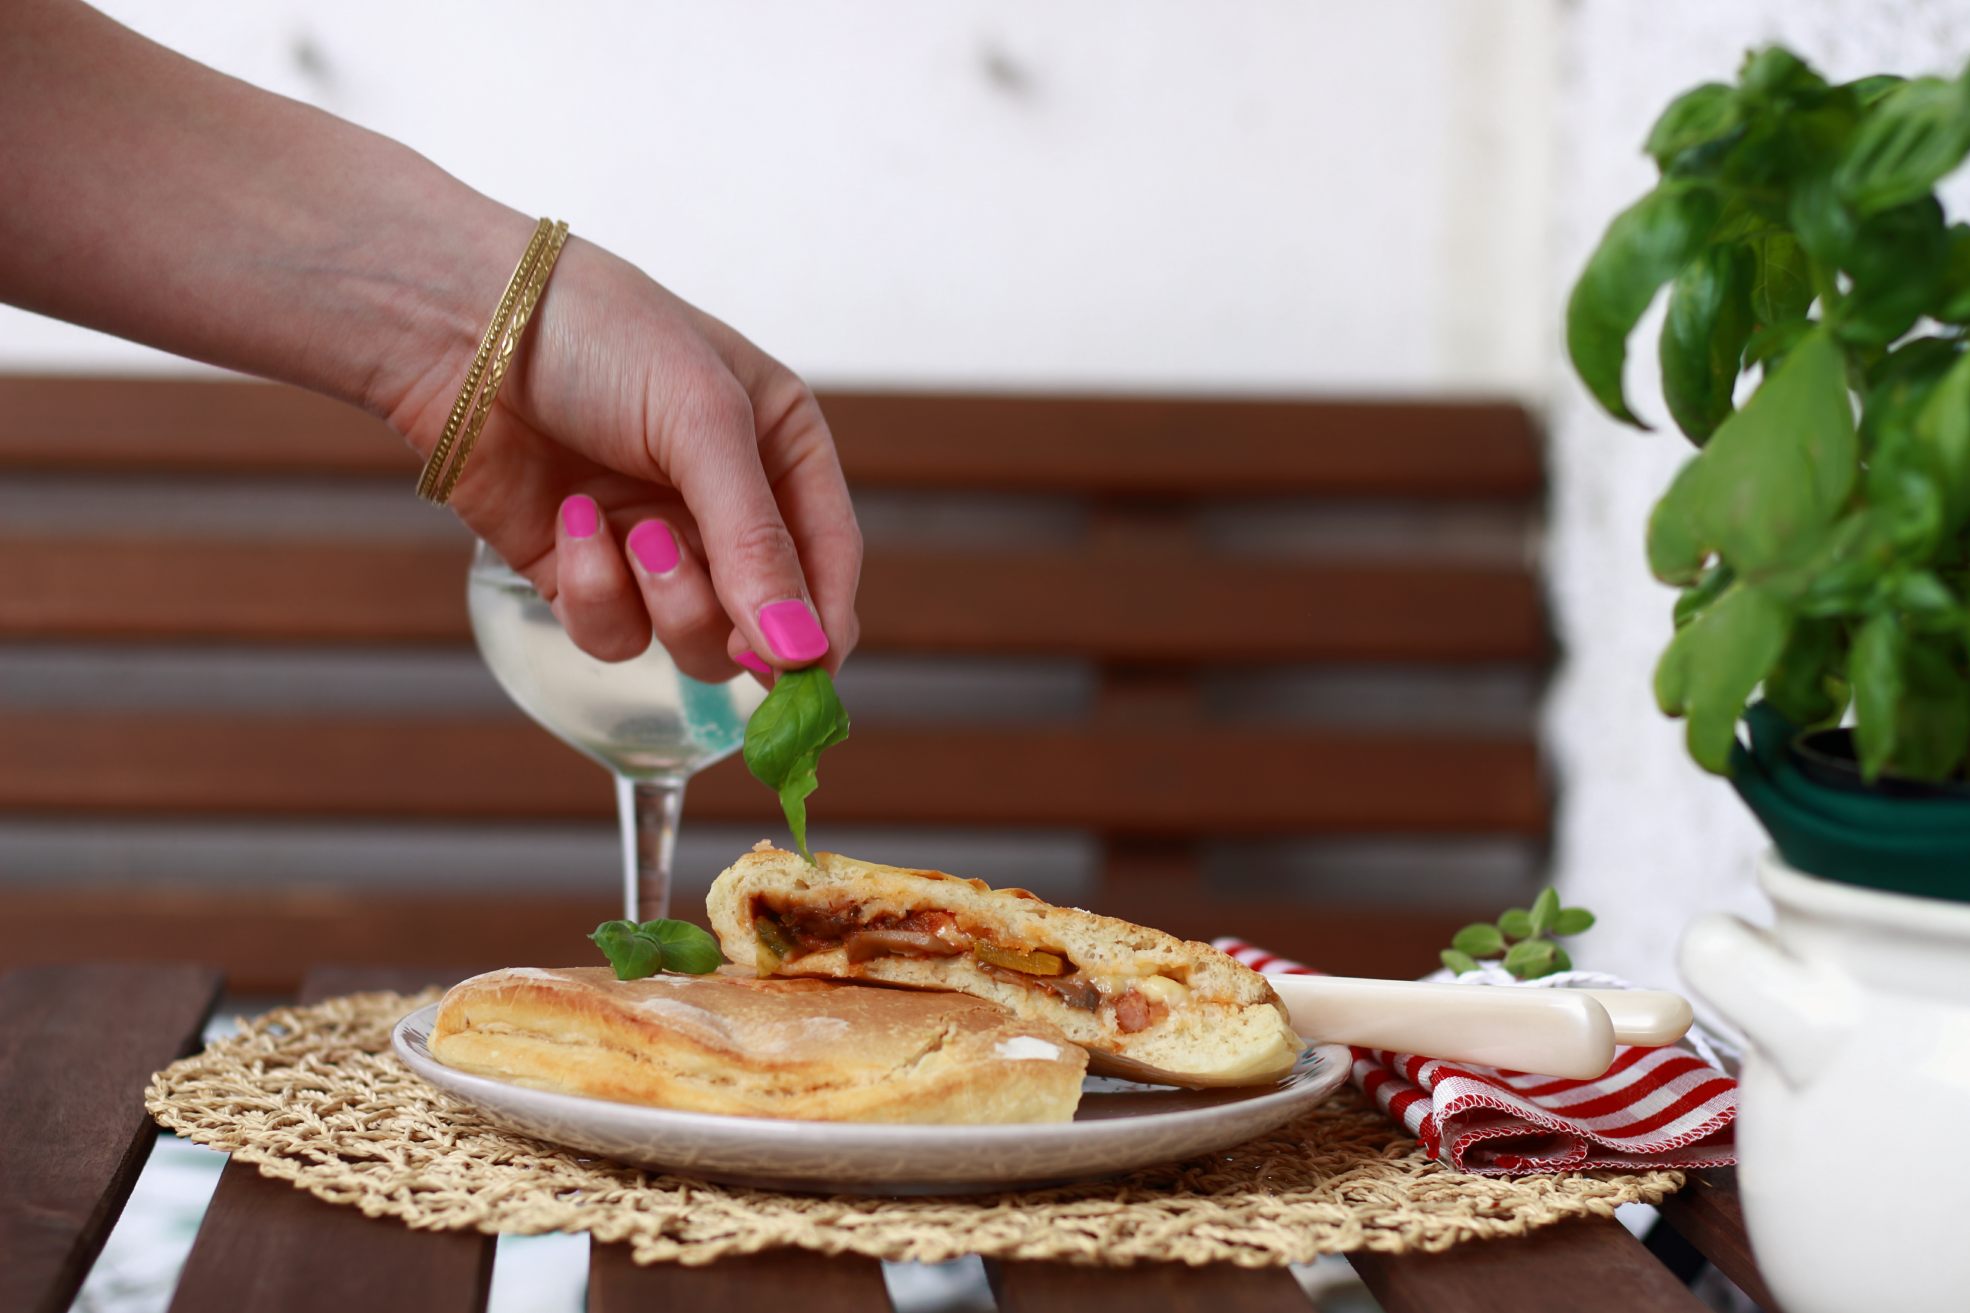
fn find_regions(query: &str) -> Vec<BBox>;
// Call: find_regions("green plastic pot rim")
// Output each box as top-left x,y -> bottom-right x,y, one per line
1760,848 -> 1970,929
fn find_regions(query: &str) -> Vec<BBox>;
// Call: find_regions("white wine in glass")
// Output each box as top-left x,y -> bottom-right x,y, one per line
466,540 -> 767,921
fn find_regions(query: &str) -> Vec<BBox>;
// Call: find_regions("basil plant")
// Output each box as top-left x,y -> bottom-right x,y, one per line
1567,47 -> 1970,783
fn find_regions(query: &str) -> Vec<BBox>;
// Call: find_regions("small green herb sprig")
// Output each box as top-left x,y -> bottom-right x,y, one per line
742,666 -> 850,863
1567,46 -> 1970,784
1440,889 -> 1596,980
589,919 -> 724,980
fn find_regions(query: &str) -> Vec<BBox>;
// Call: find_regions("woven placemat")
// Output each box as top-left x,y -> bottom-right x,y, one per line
146,989 -> 1682,1267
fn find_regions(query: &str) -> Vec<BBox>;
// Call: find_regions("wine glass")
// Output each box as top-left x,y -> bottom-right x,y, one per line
465,540 -> 767,921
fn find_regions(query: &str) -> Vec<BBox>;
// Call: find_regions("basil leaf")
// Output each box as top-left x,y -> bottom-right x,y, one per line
1503,939 -> 1557,980
1647,458 -> 1710,586
1662,244 -> 1756,444
1836,197 -> 1948,348
1893,636 -> 1970,780
1552,908 -> 1597,936
1654,583 -> 1792,773
1912,350 -> 1970,532
1451,923 -> 1505,958
1835,77 -> 1970,215
1689,329 -> 1859,575
1674,563 -> 1736,630
640,919 -> 724,974
1762,619 -> 1846,728
1528,888 -> 1561,937
1748,231 -> 1814,325
742,666 -> 851,863
1440,949 -> 1480,976
1937,225 -> 1970,324
589,920 -> 666,980
1849,610 -> 1904,780
1567,183 -> 1720,427
1738,47 -> 1828,103
1496,908 -> 1534,939
1646,83 -> 1744,172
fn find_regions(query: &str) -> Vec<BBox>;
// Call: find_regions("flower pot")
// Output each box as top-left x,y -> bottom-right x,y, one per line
1678,850 -> 1970,1313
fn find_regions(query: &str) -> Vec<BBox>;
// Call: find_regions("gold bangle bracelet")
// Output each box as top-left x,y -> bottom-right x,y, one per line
415,217 -> 569,505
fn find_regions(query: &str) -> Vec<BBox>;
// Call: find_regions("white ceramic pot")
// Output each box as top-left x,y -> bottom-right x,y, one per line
1678,850 -> 1970,1313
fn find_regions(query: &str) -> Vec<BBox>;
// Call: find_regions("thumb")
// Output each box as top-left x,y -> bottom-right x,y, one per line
668,387 -> 830,670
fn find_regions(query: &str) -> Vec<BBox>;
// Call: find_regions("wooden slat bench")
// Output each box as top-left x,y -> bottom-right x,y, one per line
0,376 -> 1548,989
2,962 -> 1779,1313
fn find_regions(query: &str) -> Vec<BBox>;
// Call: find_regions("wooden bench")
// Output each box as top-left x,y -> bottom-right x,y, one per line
0,376 -> 1548,991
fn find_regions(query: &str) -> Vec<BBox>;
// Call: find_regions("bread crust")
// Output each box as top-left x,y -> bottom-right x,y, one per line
707,846 -> 1303,1088
430,965 -> 1087,1123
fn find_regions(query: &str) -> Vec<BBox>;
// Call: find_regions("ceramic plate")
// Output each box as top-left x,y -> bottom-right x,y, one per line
392,1004 -> 1349,1195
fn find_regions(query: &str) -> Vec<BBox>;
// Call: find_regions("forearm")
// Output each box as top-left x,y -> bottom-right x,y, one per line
0,0 -> 524,418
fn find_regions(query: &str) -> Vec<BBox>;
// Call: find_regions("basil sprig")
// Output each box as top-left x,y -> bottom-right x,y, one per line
589,918 -> 724,980
742,666 -> 850,863
1567,45 -> 1970,783
1440,889 -> 1596,980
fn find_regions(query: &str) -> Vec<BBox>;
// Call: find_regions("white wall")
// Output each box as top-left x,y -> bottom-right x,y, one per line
1546,0 -> 1970,987
0,0 -> 1555,392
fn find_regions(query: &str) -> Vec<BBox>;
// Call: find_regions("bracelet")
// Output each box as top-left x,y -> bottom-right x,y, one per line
415,217 -> 570,505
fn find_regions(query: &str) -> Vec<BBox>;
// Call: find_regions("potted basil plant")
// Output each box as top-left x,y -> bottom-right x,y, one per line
1565,46 -> 1970,1313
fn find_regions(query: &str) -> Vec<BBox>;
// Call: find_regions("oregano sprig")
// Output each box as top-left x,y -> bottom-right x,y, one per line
589,919 -> 724,980
1439,889 -> 1596,980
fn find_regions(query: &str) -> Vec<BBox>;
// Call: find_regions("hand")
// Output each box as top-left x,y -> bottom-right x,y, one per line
387,224 -> 862,682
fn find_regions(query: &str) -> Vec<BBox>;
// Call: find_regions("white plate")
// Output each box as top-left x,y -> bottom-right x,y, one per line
392,1004 -> 1349,1195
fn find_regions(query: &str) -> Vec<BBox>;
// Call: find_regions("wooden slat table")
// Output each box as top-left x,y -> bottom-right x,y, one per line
1,961 -> 1782,1313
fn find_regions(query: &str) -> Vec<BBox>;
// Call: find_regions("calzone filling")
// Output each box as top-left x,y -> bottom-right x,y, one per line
749,897 -> 1190,1033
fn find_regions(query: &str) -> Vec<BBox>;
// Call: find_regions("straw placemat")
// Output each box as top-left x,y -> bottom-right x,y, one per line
145,989 -> 1682,1267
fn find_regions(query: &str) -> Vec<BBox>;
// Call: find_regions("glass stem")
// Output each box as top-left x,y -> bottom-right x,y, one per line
617,775 -> 686,922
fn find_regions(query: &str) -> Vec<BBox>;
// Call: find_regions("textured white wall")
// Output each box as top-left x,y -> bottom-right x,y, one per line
1545,0 -> 1970,988
0,0 -> 1554,392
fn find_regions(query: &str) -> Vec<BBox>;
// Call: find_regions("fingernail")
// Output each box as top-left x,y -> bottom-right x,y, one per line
757,599 -> 829,663
734,650 -> 772,676
560,495 -> 599,539
627,520 -> 679,575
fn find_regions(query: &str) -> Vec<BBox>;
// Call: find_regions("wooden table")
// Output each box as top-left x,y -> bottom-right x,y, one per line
1,963 -> 1781,1313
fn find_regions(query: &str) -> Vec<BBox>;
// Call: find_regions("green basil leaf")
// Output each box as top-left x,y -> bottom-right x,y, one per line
1788,173 -> 1857,270
1548,947 -> 1575,974
1937,225 -> 1970,324
1739,47 -> 1829,103
1503,938 -> 1557,979
1648,458 -> 1711,587
1748,231 -> 1815,325
1762,619 -> 1846,728
1674,562 -> 1736,630
1646,83 -> 1745,172
1849,610 -> 1905,780
1686,329 -> 1858,575
1742,319 -> 1817,373
1912,350 -> 1970,531
1894,571 -> 1961,624
742,667 -> 851,863
1654,583 -> 1792,773
1835,77 -> 1970,215
1842,74 -> 1908,108
1566,183 -> 1721,427
1440,949 -> 1481,976
1552,908 -> 1597,936
1529,888 -> 1561,937
638,919 -> 724,974
1496,908 -> 1534,939
1662,245 -> 1756,444
1835,197 -> 1948,348
1451,923 -> 1506,958
589,920 -> 667,980
1892,636 -> 1970,780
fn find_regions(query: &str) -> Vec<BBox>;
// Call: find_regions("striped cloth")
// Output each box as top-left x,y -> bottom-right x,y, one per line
1214,938 -> 1738,1176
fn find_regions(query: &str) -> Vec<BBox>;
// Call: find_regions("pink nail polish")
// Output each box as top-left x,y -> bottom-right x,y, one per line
560,495 -> 599,539
757,599 -> 829,663
627,520 -> 679,575
734,650 -> 772,676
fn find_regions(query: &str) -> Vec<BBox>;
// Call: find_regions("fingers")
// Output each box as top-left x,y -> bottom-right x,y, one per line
623,516 -> 747,684
550,494 -> 650,662
761,399 -> 862,671
664,379 -> 831,671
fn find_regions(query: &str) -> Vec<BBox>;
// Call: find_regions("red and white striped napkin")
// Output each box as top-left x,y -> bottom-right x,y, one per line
1214,938 -> 1738,1176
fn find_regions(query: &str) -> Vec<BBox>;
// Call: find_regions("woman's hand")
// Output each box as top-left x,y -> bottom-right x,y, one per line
385,223 -> 862,682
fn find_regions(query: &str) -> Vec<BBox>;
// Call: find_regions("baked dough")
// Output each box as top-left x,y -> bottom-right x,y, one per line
707,846 -> 1304,1088
429,965 -> 1087,1123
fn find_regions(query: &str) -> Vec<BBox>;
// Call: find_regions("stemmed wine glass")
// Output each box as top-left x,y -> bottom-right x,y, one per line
465,540 -> 767,921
